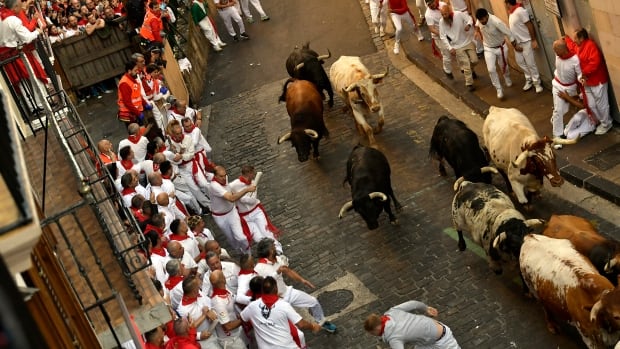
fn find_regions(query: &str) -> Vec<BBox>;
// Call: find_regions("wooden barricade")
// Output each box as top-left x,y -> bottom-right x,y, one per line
182,1 -> 214,104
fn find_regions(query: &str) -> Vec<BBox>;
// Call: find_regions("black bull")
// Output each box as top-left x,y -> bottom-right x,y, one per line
277,79 -> 328,162
339,145 -> 402,230
429,115 -> 491,184
285,43 -> 334,107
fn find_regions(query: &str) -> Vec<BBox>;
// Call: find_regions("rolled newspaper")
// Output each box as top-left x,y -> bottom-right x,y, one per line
248,171 -> 263,198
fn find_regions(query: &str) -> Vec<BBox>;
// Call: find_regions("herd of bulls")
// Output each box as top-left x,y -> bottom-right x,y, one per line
276,43 -> 620,348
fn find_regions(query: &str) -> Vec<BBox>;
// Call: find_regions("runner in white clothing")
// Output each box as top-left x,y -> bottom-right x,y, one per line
550,39 -> 582,140
439,6 -> 478,90
506,0 -> 543,93
425,0 -> 452,78
176,276 -> 221,347
210,270 -> 246,349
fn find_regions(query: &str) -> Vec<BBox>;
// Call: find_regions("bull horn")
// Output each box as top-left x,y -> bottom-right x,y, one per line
590,298 -> 606,322
344,83 -> 358,92
304,129 -> 319,139
480,166 -> 499,174
277,132 -> 291,144
552,137 -> 579,145
604,258 -> 618,273
317,49 -> 331,61
338,201 -> 354,218
371,66 -> 389,80
525,219 -> 545,228
453,177 -> 466,192
512,151 -> 531,169
295,62 -> 305,71
492,232 -> 507,249
368,192 -> 388,201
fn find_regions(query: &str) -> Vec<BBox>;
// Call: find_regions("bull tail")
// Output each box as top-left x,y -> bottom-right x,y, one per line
279,78 -> 296,103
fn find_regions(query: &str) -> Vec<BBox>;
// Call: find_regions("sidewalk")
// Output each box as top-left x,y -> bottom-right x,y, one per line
387,19 -> 620,206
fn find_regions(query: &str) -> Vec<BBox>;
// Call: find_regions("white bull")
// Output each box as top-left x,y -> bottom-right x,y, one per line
483,106 -> 571,206
329,56 -> 388,148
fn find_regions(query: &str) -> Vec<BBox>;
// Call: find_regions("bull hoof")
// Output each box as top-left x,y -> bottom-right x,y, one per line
390,219 -> 399,226
457,242 -> 466,251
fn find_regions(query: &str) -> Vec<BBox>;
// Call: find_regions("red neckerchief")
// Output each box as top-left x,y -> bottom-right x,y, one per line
238,176 -> 252,185
151,246 -> 166,257
184,124 -> 196,133
257,258 -> 272,265
171,106 -> 182,116
162,173 -> 171,180
0,8 -> 15,20
238,269 -> 255,275
145,224 -> 164,237
379,315 -> 390,336
170,134 -> 184,143
261,294 -> 279,308
120,159 -> 134,170
509,3 -> 522,14
211,287 -> 229,298
169,234 -> 188,241
157,145 -> 167,153
558,51 -> 575,60
127,134 -> 141,144
213,177 -> 226,186
181,294 -> 199,305
121,187 -> 136,196
165,275 -> 183,290
132,207 -> 147,222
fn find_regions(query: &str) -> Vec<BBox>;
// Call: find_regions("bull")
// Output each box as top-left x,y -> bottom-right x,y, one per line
329,56 -> 388,148
429,115 -> 492,183
339,144 -> 402,230
285,42 -> 334,107
452,168 -> 544,275
520,234 -> 620,349
543,214 -> 620,285
483,106 -> 573,208
277,78 -> 328,162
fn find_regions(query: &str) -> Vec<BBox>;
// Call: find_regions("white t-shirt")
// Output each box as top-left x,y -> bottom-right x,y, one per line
424,2 -> 446,39
235,271 -> 257,306
211,290 -> 242,339
177,294 -> 214,332
475,14 -> 513,48
208,181 -> 235,214
508,6 -> 532,43
439,10 -> 474,50
201,261 -> 240,296
254,258 -> 290,298
240,298 -> 303,349
118,136 -> 149,164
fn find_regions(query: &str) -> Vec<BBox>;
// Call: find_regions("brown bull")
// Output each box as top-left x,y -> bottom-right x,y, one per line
277,79 -> 328,162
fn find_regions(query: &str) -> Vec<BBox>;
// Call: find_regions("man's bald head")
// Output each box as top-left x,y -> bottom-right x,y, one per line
128,123 -> 140,135
167,241 -> 182,257
156,192 -> 169,206
153,152 -> 165,164
148,172 -> 162,186
553,39 -> 568,56
209,269 -> 226,288
98,139 -> 112,152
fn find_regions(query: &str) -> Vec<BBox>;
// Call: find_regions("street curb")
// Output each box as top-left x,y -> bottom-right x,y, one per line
402,45 -> 620,207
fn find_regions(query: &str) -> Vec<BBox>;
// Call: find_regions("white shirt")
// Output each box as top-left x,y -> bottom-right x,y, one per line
208,180 -> 235,214
171,235 -> 200,260
118,136 -> 149,164
553,54 -> 581,95
439,10 -> 474,50
141,159 -> 159,179
149,251 -> 170,285
177,294 -> 214,332
508,5 -> 532,43
193,227 -> 216,247
424,2 -> 446,39
168,134 -> 195,166
211,290 -> 242,339
240,298 -> 303,349
236,271 -> 257,306
476,14 -> 513,48
201,261 -> 240,296
168,106 -> 199,123
254,257 -> 291,298
0,14 -> 39,48
450,0 -> 467,12
183,126 -> 212,154
165,278 -> 184,310
229,178 -> 260,213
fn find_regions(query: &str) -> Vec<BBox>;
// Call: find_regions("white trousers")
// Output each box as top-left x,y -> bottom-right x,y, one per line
390,12 -> 422,43
173,171 -> 211,207
283,287 -> 325,324
483,44 -> 511,91
551,79 -> 578,137
240,0 -> 266,19
433,37 -> 452,74
198,335 -> 222,349
212,207 -> 250,253
198,17 -> 225,47
369,0 -> 387,28
417,324 -> 461,349
585,82 -> 612,128
565,109 -> 597,140
514,40 -> 540,84
217,7 -> 245,38
241,208 -> 283,254
415,0 -> 426,19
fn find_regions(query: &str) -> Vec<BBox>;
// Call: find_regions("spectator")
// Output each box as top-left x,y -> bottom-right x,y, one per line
168,99 -> 203,127
144,325 -> 167,349
229,165 -> 283,254
119,123 -> 150,163
181,117 -> 213,171
169,218 -> 200,261
176,276 -> 219,347
386,0 -> 424,55
48,24 -> 65,43
474,8 -> 514,100
565,28 -> 614,135
163,318 -> 201,349
240,276 -> 319,348
505,0 -> 543,93
167,240 -> 198,275
190,0 -> 227,52
369,0 -> 388,37
164,258 -> 185,310
200,251 -> 239,296
209,270 -> 245,349
97,139 -> 117,164
364,300 -> 460,349
187,215 -> 217,247
140,1 -> 164,51
425,0 -> 452,79
254,238 -> 337,333
84,11 -> 105,35
208,165 -> 256,253
550,39 -> 581,143
117,61 -> 149,126
214,0 -> 249,42
439,4 -> 478,91
239,0 -> 269,24
103,6 -> 123,29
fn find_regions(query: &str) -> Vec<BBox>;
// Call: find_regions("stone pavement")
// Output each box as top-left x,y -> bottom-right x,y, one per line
372,1 -> 620,207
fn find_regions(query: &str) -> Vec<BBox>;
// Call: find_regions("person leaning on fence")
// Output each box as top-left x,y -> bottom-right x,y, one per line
117,60 -> 151,126
190,0 -> 227,52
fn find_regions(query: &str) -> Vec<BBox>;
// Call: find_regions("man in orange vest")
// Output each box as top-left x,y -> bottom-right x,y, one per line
118,60 -> 150,126
140,1 -> 164,51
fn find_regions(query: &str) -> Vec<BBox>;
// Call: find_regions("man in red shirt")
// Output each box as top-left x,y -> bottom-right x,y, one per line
565,28 -> 613,135
140,1 -> 164,50
144,326 -> 166,349
165,318 -> 201,349
384,0 -> 424,54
